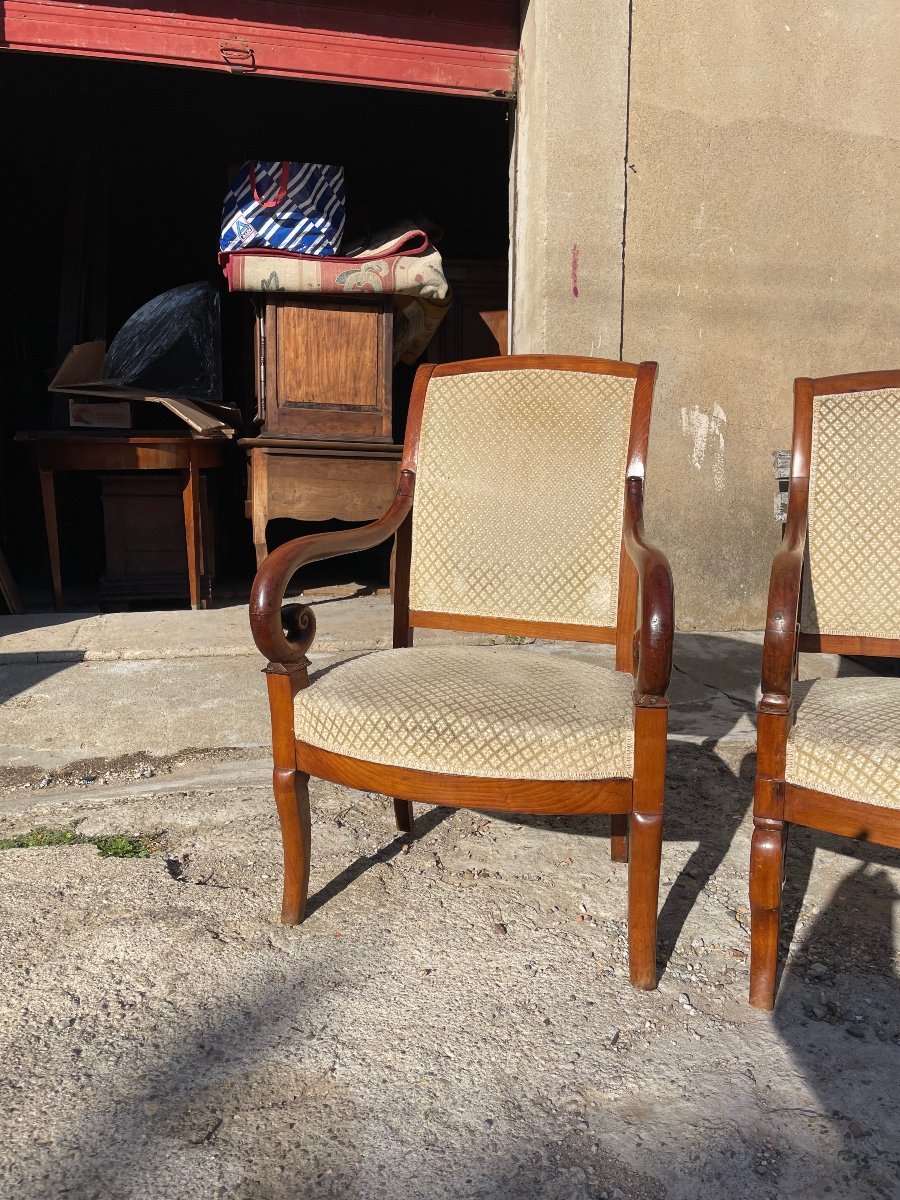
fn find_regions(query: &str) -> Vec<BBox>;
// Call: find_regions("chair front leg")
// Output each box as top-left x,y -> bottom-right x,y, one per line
275,766 -> 311,923
749,812 -> 786,1010
266,664 -> 312,925
628,812 -> 664,988
628,704 -> 667,990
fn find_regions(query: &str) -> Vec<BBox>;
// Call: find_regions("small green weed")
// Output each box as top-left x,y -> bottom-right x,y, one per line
503,635 -> 527,645
93,835 -> 151,859
0,827 -> 151,858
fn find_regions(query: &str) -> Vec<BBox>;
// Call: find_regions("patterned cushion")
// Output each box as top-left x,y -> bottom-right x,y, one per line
295,646 -> 635,781
409,369 -> 635,629
785,677 -> 900,808
800,388 -> 900,639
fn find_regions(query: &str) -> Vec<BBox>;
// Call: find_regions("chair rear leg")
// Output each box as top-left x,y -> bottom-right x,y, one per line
611,813 -> 629,862
628,811 -> 663,989
393,798 -> 414,834
749,817 -> 785,1010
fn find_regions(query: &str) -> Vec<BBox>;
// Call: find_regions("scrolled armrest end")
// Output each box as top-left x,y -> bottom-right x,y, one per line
250,599 -> 315,667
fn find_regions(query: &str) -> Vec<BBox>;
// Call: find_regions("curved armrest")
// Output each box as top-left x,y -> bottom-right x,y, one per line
622,478 -> 675,702
758,488 -> 808,713
249,469 -> 415,665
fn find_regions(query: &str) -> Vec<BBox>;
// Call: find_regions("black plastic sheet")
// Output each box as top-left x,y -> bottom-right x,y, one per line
104,282 -> 222,402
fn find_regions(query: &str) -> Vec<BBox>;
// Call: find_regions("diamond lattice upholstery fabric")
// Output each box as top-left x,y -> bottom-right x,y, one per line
785,677 -> 900,808
800,388 -> 900,639
408,369 -> 635,629
295,646 -> 635,781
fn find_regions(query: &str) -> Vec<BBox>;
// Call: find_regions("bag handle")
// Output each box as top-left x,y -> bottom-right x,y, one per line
250,161 -> 291,208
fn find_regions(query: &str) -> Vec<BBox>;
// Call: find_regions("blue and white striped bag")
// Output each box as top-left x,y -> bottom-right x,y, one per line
219,161 -> 345,256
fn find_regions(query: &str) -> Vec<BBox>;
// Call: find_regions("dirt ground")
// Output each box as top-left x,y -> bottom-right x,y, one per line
0,610 -> 898,1199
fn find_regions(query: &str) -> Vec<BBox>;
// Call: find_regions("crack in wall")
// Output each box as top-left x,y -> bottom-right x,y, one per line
618,0 -> 635,361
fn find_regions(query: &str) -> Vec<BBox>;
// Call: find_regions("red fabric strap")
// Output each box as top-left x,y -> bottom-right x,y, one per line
250,161 -> 291,209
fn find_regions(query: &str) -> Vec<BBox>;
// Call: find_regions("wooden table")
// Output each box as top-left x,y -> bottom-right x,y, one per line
240,437 -> 402,567
16,432 -> 226,610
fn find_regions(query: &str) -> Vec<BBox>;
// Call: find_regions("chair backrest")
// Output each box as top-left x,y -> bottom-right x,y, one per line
403,355 -> 656,644
795,372 -> 900,650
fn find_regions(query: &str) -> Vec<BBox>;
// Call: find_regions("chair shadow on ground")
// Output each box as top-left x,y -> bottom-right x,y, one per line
304,801 -> 453,919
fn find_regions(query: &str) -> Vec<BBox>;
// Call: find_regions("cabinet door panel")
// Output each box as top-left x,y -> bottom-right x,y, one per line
263,296 -> 393,439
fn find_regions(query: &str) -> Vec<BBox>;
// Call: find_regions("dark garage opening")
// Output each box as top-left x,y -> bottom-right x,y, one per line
0,50 -> 510,608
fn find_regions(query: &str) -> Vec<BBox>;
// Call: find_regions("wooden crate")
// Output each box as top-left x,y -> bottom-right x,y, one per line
259,294 -> 393,440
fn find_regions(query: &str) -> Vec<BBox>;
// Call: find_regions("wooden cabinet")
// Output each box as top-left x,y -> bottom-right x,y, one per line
259,295 -> 393,440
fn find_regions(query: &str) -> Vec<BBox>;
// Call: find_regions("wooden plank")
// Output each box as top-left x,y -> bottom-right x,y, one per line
152,396 -> 233,437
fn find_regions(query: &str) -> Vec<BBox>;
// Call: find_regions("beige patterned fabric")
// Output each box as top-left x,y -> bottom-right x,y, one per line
785,677 -> 900,808
800,388 -> 900,639
408,369 -> 635,629
295,647 -> 635,780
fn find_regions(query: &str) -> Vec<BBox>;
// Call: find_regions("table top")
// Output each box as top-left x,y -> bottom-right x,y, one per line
239,435 -> 403,456
15,430 -> 228,470
16,430 -> 223,444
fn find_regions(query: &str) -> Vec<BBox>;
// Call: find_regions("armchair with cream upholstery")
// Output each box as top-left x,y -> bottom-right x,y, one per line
250,354 -> 674,990
750,370 -> 900,1009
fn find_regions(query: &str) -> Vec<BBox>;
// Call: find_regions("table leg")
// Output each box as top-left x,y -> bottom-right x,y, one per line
250,449 -> 270,569
182,454 -> 204,610
39,469 -> 63,610
0,547 -> 23,615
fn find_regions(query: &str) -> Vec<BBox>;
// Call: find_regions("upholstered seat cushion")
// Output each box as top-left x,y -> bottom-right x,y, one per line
295,646 -> 635,781
785,677 -> 900,808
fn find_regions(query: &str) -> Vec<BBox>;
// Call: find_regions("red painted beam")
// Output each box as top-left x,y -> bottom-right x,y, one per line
0,1 -> 518,97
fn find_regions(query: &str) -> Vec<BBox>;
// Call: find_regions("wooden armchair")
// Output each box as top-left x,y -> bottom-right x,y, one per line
750,370 -> 900,1010
250,354 -> 674,989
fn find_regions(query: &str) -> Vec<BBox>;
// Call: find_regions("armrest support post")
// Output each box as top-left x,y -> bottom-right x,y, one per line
249,469 -> 415,665
622,478 -> 674,703
758,482 -> 808,714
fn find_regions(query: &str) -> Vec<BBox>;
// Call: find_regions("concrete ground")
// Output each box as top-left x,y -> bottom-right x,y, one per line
0,597 -> 898,1199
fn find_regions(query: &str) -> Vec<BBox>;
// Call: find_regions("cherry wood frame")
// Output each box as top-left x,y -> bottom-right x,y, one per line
250,354 -> 674,990
750,370 -> 900,1010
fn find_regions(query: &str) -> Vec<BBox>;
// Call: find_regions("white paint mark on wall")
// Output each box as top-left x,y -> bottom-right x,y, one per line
681,403 -> 727,492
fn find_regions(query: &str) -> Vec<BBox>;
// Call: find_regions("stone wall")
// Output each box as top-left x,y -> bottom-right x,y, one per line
513,0 -> 900,629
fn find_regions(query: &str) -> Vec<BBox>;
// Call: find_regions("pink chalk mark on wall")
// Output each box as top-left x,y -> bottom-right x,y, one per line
571,243 -> 580,298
